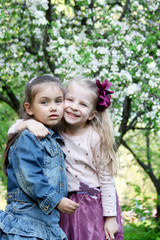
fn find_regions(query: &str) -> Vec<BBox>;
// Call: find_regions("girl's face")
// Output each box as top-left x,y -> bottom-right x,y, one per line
64,83 -> 96,130
25,83 -> 64,128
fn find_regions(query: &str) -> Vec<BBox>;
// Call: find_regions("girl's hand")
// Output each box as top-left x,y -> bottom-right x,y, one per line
104,216 -> 118,240
19,119 -> 50,139
57,197 -> 79,214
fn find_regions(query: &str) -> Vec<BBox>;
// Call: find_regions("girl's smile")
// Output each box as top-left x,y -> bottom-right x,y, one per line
65,111 -> 81,119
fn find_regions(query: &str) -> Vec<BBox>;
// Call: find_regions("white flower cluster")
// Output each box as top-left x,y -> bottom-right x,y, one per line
146,106 -> 160,120
0,0 -> 159,127
125,84 -> 141,96
26,0 -> 48,25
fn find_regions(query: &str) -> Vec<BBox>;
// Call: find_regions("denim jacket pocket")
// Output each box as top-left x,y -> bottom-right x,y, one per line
43,145 -> 59,168
12,202 -> 36,213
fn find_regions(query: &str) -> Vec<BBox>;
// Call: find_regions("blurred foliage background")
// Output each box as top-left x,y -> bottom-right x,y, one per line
0,0 -> 160,239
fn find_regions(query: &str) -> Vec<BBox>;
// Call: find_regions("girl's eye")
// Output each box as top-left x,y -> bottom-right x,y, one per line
41,101 -> 48,105
66,98 -> 73,102
81,103 -> 87,107
56,99 -> 63,104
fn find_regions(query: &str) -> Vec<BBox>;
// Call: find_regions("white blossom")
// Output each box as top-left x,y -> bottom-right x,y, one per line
0,58 -> 4,67
75,31 -> 86,43
39,62 -> 43,67
125,83 -> 141,96
33,11 -> 48,25
135,71 -> 141,77
99,68 -> 109,77
97,46 -> 109,54
86,19 -> 93,25
148,61 -> 156,70
111,64 -> 119,72
58,37 -> 65,45
156,49 -> 160,57
19,71 -> 26,78
21,58 -> 26,63
146,109 -> 158,120
10,44 -> 17,56
68,45 -> 76,54
137,44 -> 142,52
132,1 -> 139,7
148,79 -> 158,88
38,51 -> 44,56
0,30 -> 4,38
58,46 -> 67,54
119,70 -> 132,83
33,28 -> 42,38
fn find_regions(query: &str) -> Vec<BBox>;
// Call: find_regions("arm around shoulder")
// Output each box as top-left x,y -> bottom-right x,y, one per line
8,119 -> 49,138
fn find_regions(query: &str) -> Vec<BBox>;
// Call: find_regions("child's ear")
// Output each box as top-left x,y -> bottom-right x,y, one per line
24,102 -> 33,116
88,110 -> 97,121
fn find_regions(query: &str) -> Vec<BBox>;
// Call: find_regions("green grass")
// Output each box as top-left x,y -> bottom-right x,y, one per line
124,223 -> 160,240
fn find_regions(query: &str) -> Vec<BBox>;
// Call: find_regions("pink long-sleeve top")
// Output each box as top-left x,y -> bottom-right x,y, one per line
61,126 -> 117,217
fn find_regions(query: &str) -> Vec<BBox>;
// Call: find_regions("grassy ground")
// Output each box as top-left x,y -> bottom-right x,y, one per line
124,223 -> 160,240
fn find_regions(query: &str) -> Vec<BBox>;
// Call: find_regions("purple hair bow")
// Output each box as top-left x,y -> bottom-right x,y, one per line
96,79 -> 114,111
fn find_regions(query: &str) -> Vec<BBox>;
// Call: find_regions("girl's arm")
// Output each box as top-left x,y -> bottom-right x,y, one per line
8,119 -> 49,138
99,171 -> 118,239
91,133 -> 118,239
8,119 -> 24,134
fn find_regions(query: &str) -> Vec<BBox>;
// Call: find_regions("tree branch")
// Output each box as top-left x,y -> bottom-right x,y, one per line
132,127 -> 152,130
119,96 -> 131,136
0,78 -> 20,113
122,139 -> 160,191
119,0 -> 130,22
126,111 -> 144,131
43,0 -> 56,73
0,94 -> 12,106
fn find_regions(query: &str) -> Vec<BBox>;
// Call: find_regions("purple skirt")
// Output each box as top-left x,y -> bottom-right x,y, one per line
60,192 -> 124,240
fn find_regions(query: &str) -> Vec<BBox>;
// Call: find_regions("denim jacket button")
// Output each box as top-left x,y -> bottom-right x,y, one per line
43,205 -> 49,211
60,183 -> 63,187
8,194 -> 12,199
60,166 -> 63,171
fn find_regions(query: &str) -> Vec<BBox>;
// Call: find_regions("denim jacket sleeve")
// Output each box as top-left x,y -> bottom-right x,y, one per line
12,130 -> 64,214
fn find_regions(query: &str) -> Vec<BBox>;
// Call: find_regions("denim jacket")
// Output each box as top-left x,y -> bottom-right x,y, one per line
0,128 -> 68,239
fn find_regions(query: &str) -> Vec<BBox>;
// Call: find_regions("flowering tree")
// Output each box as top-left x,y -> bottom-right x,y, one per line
0,0 -> 159,223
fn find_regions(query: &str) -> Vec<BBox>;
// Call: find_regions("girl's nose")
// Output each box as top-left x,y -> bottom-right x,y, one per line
71,102 -> 79,110
50,103 -> 57,111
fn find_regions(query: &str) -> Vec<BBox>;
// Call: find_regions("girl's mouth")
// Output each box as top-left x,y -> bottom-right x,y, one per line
49,114 -> 58,119
66,111 -> 80,118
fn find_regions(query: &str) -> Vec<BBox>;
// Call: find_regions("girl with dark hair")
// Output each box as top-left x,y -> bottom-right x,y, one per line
0,75 -> 79,240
